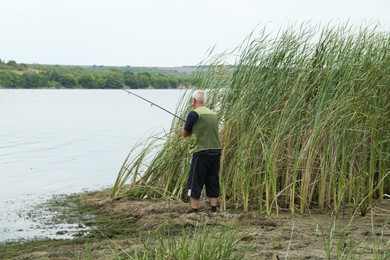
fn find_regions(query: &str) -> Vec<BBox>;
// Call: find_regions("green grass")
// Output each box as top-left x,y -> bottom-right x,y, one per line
113,23 -> 390,215
127,225 -> 250,259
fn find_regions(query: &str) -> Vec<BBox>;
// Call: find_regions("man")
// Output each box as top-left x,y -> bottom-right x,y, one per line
182,90 -> 222,213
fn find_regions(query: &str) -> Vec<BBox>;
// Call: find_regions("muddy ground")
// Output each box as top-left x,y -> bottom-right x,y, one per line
1,190 -> 389,259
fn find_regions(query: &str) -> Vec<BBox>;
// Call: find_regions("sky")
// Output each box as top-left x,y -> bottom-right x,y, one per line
1,0 -> 389,67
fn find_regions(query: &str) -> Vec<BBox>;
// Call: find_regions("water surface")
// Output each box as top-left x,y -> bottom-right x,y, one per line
0,89 -> 185,242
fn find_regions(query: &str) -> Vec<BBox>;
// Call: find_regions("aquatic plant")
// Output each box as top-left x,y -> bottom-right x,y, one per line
113,23 -> 390,215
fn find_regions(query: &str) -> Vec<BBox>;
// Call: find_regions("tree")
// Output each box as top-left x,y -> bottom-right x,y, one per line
103,72 -> 124,89
137,73 -> 151,88
0,71 -> 21,87
59,73 -> 78,87
152,75 -> 169,89
104,75 -> 123,89
78,74 -> 97,89
168,76 -> 179,88
6,60 -> 17,67
124,72 -> 140,89
21,72 -> 48,88
45,69 -> 61,81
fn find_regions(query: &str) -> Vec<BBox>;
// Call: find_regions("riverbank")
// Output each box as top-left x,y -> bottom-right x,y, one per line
0,189 -> 389,259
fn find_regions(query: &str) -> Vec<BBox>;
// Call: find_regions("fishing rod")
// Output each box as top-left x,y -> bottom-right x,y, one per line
122,88 -> 186,122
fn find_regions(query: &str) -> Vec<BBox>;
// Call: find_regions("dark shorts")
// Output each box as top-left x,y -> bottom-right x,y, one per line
187,150 -> 221,199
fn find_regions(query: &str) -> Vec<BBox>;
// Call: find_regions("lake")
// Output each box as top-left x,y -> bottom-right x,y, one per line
0,89 -> 186,242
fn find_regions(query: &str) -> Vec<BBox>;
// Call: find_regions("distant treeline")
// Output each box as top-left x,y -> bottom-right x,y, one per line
0,59 -> 195,89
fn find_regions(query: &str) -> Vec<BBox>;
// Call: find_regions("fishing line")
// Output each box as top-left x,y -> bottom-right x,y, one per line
122,88 -> 186,122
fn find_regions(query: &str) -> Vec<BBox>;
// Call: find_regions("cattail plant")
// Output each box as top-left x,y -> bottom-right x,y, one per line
113,23 -> 389,215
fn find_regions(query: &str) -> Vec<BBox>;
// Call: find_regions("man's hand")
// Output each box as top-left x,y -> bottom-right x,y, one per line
182,129 -> 189,137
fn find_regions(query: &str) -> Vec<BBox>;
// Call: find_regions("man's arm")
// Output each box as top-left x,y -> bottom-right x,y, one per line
182,111 -> 199,138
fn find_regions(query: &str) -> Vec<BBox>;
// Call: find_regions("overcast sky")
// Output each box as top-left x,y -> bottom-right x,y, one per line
1,0 -> 389,67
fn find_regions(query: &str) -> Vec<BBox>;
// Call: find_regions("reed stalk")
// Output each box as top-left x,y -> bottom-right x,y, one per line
113,23 -> 389,215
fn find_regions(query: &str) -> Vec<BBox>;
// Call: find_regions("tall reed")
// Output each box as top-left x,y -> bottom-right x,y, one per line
113,23 -> 390,215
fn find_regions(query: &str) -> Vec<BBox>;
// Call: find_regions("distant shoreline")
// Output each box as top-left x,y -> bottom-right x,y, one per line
0,62 -> 196,89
